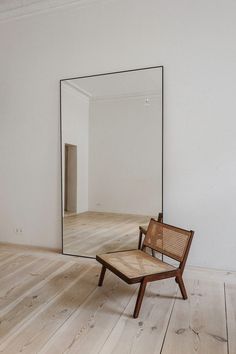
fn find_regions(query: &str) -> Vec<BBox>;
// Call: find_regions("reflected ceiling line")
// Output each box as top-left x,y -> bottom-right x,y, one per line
63,79 -> 161,101
90,91 -> 161,101
63,80 -> 92,98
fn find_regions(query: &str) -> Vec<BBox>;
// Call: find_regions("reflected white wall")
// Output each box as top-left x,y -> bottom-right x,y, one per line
89,95 -> 162,215
61,83 -> 89,214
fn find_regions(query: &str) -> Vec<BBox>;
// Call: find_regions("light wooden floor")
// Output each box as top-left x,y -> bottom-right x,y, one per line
63,211 -> 151,257
0,244 -> 235,354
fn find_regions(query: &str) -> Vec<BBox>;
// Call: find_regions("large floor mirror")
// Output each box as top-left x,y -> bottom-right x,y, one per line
60,66 -> 163,258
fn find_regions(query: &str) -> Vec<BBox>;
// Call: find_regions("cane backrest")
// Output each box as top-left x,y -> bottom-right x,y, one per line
143,219 -> 192,262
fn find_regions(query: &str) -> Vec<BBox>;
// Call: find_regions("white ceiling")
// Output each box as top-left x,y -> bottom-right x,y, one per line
0,0 -> 96,21
64,68 -> 162,99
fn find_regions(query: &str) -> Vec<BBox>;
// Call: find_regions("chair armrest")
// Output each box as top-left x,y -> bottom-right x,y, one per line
157,212 -> 163,223
139,226 -> 147,235
138,226 -> 147,249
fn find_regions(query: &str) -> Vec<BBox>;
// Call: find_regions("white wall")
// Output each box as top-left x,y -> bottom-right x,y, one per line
61,83 -> 89,214
0,0 -> 236,270
89,96 -> 162,215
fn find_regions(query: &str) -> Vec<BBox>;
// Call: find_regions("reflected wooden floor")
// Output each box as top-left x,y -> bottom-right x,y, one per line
0,243 -> 235,354
63,211 -> 151,257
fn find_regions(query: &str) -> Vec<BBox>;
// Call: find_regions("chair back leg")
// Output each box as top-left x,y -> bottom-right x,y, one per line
133,279 -> 147,318
176,275 -> 187,300
98,266 -> 107,286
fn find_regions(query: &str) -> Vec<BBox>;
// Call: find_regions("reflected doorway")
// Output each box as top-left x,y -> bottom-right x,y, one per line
64,144 -> 77,215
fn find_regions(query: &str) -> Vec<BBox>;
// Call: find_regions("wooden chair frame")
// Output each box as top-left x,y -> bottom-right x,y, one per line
96,218 -> 194,318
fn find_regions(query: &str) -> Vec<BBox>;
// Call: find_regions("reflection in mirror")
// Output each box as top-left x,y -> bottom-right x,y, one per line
61,67 -> 163,257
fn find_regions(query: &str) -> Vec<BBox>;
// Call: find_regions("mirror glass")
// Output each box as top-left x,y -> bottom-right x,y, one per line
61,67 -> 163,257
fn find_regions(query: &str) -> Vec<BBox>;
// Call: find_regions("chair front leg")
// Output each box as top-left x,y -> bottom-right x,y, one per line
133,279 -> 147,318
98,265 -> 106,286
176,275 -> 187,300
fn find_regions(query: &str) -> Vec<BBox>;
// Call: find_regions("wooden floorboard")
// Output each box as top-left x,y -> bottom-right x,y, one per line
40,273 -> 138,354
161,278 -> 228,354
99,279 -> 177,354
0,253 -> 16,264
63,211 -> 150,257
0,244 -> 235,354
0,262 -> 81,345
0,259 -> 65,316
0,254 -> 36,280
1,266 -> 99,354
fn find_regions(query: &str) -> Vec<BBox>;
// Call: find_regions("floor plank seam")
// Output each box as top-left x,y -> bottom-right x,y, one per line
0,261 -> 71,318
0,254 -> 19,267
0,257 -> 41,282
98,284 -> 139,354
0,262 -> 81,349
224,282 -> 230,354
1,244 -> 236,354
39,271 -> 115,354
159,287 -> 178,354
38,267 -> 99,354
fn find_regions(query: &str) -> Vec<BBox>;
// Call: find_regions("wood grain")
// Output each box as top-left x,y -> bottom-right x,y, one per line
100,279 -> 177,354
0,258 -> 65,315
0,254 -> 36,280
63,211 -> 151,256
0,262 -> 83,345
161,279 -> 228,354
0,243 -> 235,354
40,273 -> 137,354
1,266 -> 99,354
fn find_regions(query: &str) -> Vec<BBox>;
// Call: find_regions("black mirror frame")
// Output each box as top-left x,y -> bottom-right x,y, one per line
59,65 -> 164,258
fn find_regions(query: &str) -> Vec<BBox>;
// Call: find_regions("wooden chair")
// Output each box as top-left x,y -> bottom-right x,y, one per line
96,218 -> 194,318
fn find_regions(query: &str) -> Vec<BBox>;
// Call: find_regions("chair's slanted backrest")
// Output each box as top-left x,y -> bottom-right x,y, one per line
143,218 -> 193,263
